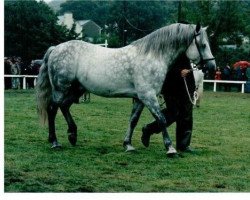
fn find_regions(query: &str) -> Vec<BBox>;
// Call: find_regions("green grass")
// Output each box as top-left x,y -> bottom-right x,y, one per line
4,90 -> 250,192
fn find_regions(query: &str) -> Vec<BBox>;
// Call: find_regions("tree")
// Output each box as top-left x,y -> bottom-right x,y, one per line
67,23 -> 81,40
106,1 -> 176,47
179,1 -> 247,52
59,0 -> 178,47
59,0 -> 110,28
4,0 -> 77,62
176,0 -> 249,66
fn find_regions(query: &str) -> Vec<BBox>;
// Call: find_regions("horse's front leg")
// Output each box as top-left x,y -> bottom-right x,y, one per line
138,93 -> 177,156
123,98 -> 144,152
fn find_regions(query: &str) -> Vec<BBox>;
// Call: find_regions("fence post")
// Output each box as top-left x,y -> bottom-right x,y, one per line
213,82 -> 217,92
104,39 -> 108,48
23,76 -> 26,89
241,83 -> 244,93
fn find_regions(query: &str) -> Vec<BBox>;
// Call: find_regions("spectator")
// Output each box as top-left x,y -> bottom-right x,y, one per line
245,67 -> 250,81
215,67 -> 222,91
222,64 -> 231,92
215,67 -> 222,80
235,66 -> 243,92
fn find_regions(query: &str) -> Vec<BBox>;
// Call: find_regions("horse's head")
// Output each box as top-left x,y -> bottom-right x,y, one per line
186,23 -> 216,72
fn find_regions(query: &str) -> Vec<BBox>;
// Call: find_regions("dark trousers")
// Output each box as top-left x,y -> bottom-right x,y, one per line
145,95 -> 193,150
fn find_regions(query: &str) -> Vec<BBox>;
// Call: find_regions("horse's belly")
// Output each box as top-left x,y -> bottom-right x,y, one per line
92,88 -> 137,98
81,77 -> 136,98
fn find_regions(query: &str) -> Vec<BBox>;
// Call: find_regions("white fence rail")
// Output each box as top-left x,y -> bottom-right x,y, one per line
97,39 -> 108,48
4,75 -> 248,93
204,80 -> 247,93
4,75 -> 37,90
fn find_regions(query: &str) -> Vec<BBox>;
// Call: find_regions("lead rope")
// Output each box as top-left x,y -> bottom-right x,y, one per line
159,69 -> 199,108
183,76 -> 199,106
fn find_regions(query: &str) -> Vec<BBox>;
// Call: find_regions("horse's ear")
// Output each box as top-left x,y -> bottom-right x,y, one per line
203,26 -> 209,31
196,22 -> 201,33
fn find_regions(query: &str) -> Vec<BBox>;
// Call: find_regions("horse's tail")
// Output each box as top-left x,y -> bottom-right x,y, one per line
36,46 -> 55,125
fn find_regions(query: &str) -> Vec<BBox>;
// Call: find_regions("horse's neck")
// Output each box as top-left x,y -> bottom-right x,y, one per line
162,29 -> 193,70
163,48 -> 186,72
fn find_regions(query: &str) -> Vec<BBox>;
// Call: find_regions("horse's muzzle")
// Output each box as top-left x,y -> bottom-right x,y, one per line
205,59 -> 216,72
198,59 -> 216,73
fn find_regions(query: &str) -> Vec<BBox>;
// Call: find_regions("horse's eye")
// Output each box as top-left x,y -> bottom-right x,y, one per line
202,44 -> 206,48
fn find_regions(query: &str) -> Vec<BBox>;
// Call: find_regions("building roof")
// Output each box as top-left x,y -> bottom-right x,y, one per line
57,13 -> 101,30
77,20 -> 90,26
77,20 -> 101,29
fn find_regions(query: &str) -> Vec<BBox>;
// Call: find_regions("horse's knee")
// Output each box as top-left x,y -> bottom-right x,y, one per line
157,114 -> 167,130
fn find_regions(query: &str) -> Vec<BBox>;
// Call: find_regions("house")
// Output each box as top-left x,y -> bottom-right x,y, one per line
57,12 -> 102,41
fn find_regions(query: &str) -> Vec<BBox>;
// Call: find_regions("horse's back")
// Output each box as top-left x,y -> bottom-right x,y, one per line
48,40 -> 137,97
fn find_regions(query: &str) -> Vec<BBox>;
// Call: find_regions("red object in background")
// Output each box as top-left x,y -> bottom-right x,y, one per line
233,61 -> 250,69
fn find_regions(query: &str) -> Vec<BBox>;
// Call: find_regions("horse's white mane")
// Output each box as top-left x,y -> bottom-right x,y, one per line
131,23 -> 196,56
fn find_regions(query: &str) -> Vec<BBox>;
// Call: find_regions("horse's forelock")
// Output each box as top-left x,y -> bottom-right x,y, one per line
132,23 -> 195,56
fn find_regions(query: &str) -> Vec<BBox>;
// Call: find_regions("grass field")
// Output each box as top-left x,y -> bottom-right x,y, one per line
4,89 -> 250,192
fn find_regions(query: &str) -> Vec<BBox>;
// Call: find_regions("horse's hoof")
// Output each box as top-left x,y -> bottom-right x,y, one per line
51,141 -> 62,149
125,144 -> 136,152
166,146 -> 177,158
68,133 -> 77,146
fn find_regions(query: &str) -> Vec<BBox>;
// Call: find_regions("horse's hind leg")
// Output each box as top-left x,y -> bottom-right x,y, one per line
60,103 -> 77,146
47,101 -> 61,148
60,84 -> 85,146
123,98 -> 144,151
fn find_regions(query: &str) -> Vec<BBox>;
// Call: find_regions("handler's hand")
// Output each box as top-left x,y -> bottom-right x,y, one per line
181,69 -> 190,77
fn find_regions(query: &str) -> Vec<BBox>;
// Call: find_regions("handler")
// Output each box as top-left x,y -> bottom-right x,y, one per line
141,53 -> 196,153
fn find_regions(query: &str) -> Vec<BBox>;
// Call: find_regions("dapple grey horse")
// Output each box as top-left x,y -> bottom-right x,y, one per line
36,23 -> 216,156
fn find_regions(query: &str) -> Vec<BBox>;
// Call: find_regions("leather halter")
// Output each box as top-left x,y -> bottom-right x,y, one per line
190,31 -> 215,69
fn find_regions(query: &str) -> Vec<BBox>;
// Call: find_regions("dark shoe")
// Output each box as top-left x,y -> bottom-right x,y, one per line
141,126 -> 151,147
178,146 -> 195,154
